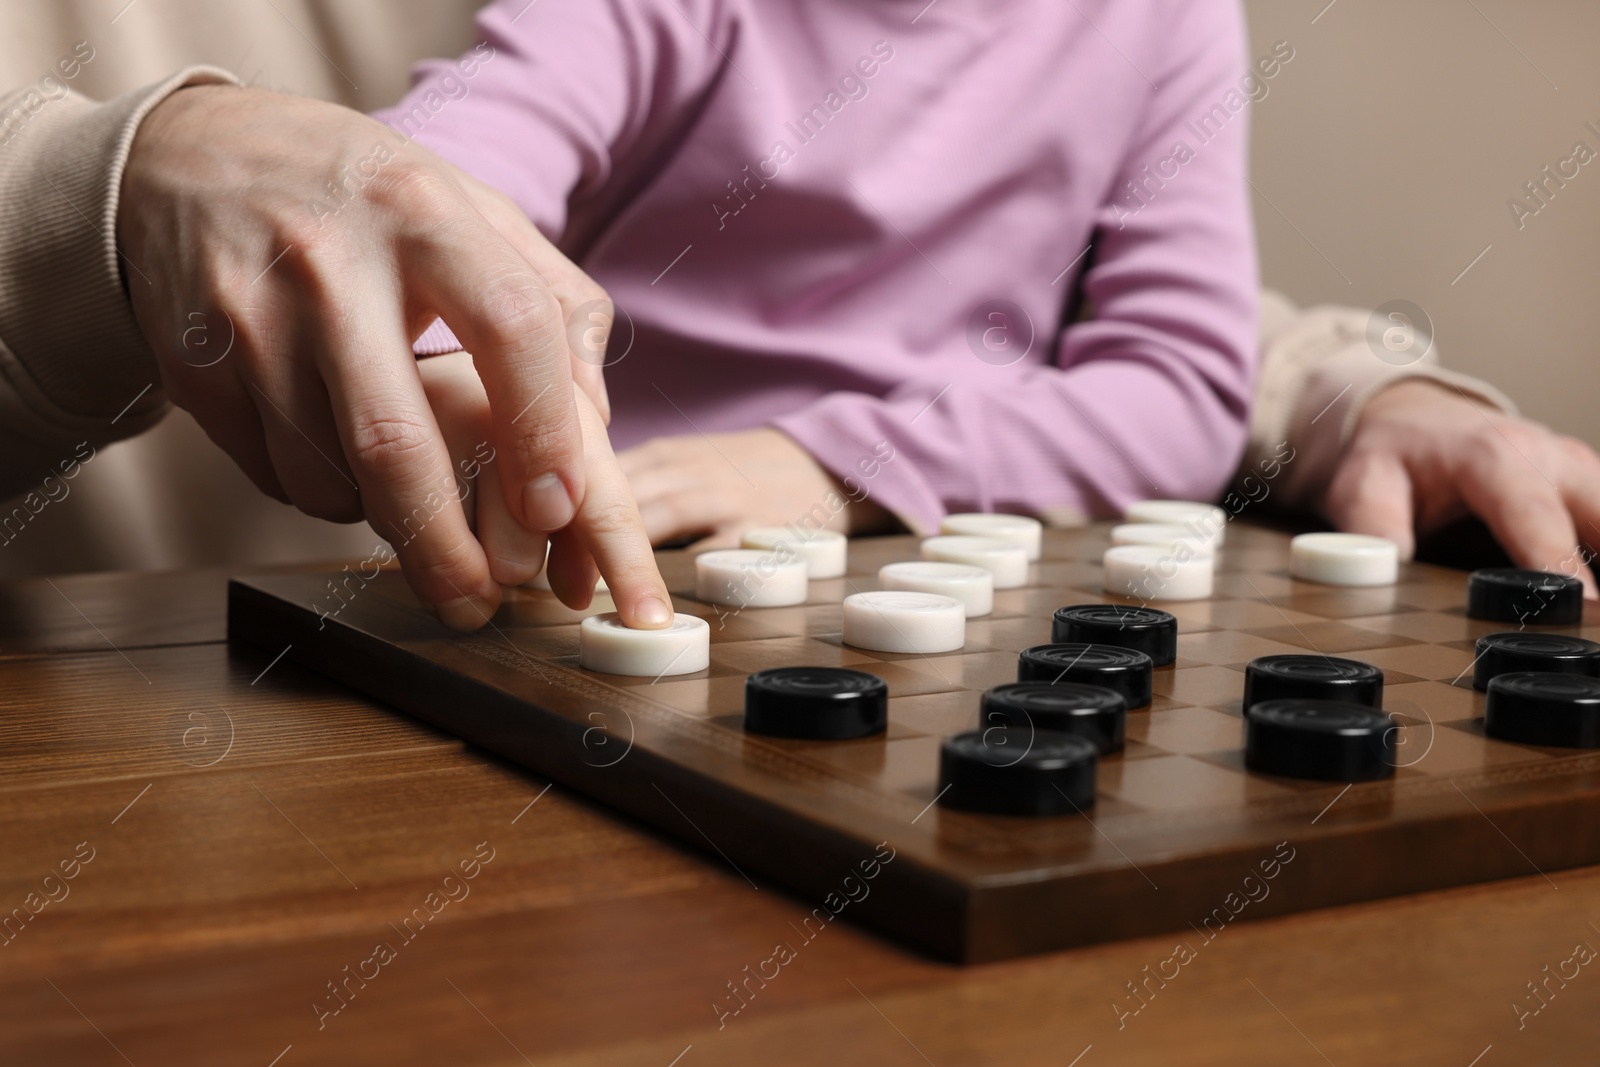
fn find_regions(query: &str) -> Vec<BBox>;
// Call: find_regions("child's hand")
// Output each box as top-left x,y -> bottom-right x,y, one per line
418,352 -> 672,628
1325,379 -> 1600,597
618,428 -> 890,548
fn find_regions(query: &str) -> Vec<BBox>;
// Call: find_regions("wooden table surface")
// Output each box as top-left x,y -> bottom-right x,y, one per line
2,567 -> 1597,1066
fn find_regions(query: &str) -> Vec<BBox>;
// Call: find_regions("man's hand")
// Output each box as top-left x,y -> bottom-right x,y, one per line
618,428 -> 892,548
1325,379 -> 1600,597
117,85 -> 659,628
419,352 -> 671,620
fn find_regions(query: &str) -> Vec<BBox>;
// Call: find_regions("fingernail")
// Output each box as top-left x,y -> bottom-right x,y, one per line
633,593 -> 673,629
434,596 -> 494,631
489,537 -> 550,588
490,557 -> 544,588
524,472 -> 576,531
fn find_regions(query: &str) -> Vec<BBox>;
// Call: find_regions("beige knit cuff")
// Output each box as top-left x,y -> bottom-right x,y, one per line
0,65 -> 238,449
1275,345 -> 1518,513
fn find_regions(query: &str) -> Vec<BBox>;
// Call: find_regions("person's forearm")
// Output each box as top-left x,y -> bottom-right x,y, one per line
114,80 -> 671,629
773,354 -> 1249,536
1242,291 -> 1516,513
0,67 -> 238,499
373,0 -> 724,244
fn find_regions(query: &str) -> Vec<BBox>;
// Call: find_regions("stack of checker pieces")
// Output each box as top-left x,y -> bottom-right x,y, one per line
227,523 -> 1600,963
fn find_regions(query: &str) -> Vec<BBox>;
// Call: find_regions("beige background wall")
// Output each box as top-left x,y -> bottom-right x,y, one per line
1243,0 -> 1600,447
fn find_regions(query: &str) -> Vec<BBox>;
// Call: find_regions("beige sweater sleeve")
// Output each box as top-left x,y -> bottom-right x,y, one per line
0,65 -> 237,499
1242,288 -> 1518,513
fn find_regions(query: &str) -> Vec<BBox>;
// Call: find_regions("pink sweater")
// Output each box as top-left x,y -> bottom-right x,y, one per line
376,0 -> 1259,534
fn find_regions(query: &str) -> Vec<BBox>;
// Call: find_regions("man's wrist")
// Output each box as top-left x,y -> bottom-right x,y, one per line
1361,376 -> 1501,425
0,66 -> 233,443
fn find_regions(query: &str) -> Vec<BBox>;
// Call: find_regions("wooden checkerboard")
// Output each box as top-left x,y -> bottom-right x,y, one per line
228,523 -> 1600,962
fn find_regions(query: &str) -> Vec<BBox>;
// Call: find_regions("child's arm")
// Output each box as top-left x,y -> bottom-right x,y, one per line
373,0 -> 726,254
766,1 -> 1258,532
383,1 -> 1256,534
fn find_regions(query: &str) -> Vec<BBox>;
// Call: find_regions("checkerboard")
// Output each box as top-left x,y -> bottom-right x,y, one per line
228,522 -> 1600,962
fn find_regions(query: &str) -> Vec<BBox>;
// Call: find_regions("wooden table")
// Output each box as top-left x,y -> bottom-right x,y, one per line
1,568 -> 1596,1065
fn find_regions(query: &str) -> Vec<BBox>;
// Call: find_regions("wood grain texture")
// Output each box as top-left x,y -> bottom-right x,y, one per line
0,563 -> 344,660
231,525 -> 1600,962
0,547 -> 1597,1064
